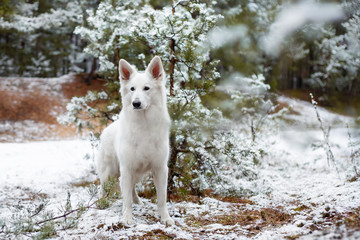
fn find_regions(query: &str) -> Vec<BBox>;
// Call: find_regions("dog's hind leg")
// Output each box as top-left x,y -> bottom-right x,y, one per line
132,187 -> 143,205
97,148 -> 120,197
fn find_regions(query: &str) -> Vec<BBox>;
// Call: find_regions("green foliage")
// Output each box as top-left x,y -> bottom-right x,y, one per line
96,197 -> 111,210
0,0 -> 17,19
97,177 -> 120,209
35,222 -> 56,240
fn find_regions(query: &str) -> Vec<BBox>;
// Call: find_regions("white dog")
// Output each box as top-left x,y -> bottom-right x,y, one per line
96,56 -> 174,225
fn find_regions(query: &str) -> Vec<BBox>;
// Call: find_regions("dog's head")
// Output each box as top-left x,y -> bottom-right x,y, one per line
119,56 -> 166,111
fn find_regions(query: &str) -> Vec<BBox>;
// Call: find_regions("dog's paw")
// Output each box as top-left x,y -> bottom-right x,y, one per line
161,217 -> 175,226
124,218 -> 133,225
123,215 -> 134,225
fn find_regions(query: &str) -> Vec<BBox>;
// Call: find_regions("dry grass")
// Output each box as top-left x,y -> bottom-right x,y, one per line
71,179 -> 100,188
0,90 -> 59,124
134,229 -> 177,240
186,206 -> 293,237
0,74 -> 106,142
313,206 -> 360,233
61,74 -> 107,100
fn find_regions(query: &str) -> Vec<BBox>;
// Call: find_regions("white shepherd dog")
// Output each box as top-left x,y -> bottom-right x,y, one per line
96,56 -> 174,225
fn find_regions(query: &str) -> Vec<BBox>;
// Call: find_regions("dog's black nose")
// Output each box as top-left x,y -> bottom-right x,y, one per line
132,101 -> 141,109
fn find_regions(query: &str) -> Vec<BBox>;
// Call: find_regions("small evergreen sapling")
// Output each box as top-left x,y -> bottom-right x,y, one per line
0,184 -> 115,239
60,0 -> 266,196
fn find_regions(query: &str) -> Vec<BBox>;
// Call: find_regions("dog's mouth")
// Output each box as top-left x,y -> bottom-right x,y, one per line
132,105 -> 147,111
133,105 -> 150,111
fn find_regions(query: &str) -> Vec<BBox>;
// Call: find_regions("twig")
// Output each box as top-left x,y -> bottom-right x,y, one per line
35,200 -> 97,226
310,93 -> 340,177
347,123 -> 359,176
30,203 -> 46,218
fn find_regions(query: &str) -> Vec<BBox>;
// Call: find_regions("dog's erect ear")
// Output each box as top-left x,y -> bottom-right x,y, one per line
146,56 -> 164,80
119,59 -> 134,81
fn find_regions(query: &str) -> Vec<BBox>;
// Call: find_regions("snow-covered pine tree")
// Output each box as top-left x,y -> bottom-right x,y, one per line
60,0 -> 261,196
309,2 -> 360,95
0,0 -> 97,76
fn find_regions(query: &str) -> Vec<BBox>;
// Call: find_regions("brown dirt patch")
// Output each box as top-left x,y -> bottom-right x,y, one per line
186,206 -> 293,237
0,90 -> 59,124
135,229 -> 177,239
311,207 -> 360,233
61,73 -> 107,99
0,74 -> 106,142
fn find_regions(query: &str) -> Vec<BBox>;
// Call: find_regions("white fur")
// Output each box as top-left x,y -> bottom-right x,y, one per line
96,56 -> 174,225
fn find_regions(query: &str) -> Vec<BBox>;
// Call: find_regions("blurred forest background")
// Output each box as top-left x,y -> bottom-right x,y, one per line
1,1 -> 360,238
1,0 -> 359,114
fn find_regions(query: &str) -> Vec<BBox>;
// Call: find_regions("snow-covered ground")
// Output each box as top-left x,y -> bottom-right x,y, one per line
0,96 -> 359,239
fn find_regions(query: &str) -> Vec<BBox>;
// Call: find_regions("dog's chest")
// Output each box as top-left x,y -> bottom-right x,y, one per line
119,111 -> 169,164
131,125 -> 164,151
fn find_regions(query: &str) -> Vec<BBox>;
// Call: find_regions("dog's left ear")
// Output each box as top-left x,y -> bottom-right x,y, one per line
146,56 -> 164,81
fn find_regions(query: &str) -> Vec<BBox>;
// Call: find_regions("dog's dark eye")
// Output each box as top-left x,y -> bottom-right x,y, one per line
130,87 -> 135,91
144,86 -> 150,91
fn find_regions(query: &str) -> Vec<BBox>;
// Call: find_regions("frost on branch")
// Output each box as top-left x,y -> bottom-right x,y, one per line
57,90 -> 118,132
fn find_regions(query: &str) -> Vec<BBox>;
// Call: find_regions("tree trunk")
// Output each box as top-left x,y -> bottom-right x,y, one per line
350,72 -> 359,97
169,39 -> 175,96
169,1 -> 176,96
167,132 -> 178,197
115,46 -> 120,81
85,58 -> 97,85
167,0 -> 177,197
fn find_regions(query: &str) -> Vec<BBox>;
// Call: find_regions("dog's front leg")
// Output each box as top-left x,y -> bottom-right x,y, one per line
120,170 -> 134,225
153,165 -> 175,225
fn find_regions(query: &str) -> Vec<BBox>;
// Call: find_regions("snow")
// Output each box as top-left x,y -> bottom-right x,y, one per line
248,96 -> 360,239
277,95 -> 355,128
0,74 -> 73,97
0,96 -> 359,239
0,141 -> 93,191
